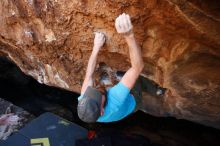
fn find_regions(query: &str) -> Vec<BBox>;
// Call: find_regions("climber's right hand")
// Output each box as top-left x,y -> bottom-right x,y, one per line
115,13 -> 133,37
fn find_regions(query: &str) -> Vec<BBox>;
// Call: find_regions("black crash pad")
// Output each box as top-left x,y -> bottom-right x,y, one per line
0,112 -> 88,146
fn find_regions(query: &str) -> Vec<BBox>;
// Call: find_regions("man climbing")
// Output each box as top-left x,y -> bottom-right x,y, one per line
77,13 -> 144,123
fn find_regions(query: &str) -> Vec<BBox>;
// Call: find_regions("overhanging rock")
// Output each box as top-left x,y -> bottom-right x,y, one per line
0,0 -> 220,128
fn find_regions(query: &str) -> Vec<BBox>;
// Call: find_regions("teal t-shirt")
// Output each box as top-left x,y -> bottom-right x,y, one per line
78,82 -> 136,122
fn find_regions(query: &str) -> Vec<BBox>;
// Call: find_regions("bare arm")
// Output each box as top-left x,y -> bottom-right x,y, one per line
81,33 -> 105,94
115,13 -> 144,89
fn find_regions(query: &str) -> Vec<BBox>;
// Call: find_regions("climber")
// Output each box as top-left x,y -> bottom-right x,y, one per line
77,13 -> 144,123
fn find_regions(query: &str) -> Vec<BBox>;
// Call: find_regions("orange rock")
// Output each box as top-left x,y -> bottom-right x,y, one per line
0,0 -> 219,128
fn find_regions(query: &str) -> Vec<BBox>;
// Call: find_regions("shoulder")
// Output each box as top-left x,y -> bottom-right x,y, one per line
107,82 -> 131,103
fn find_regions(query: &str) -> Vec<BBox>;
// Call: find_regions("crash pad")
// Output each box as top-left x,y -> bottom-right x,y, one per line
0,112 -> 88,146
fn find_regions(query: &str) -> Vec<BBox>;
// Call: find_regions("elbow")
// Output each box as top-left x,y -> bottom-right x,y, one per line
131,59 -> 144,74
132,62 -> 144,74
140,61 -> 144,72
137,61 -> 144,73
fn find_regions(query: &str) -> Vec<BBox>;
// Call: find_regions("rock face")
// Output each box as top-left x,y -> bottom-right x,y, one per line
0,0 -> 220,128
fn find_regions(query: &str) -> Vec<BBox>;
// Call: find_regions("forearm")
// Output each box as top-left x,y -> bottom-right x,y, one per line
125,34 -> 144,72
81,49 -> 99,93
81,32 -> 105,94
85,48 -> 99,79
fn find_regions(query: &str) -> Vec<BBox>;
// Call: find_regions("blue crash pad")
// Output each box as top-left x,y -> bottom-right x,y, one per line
0,112 -> 88,146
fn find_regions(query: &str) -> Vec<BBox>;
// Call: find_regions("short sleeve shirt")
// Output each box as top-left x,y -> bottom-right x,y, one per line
78,82 -> 136,122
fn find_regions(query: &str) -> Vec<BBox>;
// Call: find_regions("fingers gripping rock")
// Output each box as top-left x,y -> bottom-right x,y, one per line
94,32 -> 106,49
115,13 -> 133,34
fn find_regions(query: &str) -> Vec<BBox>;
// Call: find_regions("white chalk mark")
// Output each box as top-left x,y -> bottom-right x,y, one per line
54,73 -> 69,89
45,64 -> 69,89
45,30 -> 56,42
24,30 -> 33,38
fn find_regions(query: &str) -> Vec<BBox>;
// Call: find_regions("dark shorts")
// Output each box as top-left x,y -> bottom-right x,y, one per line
131,77 -> 142,112
131,76 -> 160,112
115,71 -> 163,113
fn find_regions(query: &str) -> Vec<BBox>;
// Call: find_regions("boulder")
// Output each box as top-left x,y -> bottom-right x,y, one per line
0,0 -> 220,128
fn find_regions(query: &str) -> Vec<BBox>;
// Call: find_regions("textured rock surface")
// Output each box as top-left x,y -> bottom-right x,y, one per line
0,0 -> 220,128
0,98 -> 34,140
